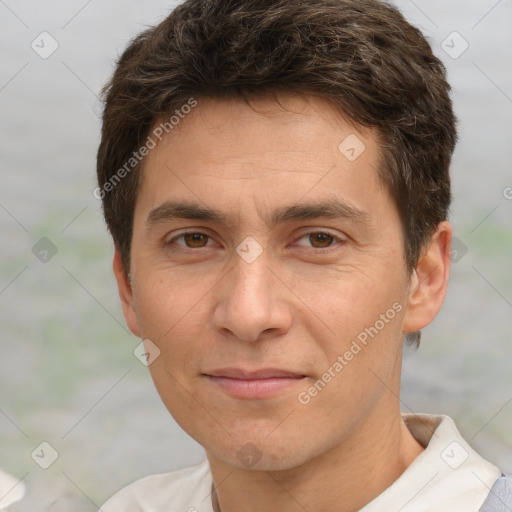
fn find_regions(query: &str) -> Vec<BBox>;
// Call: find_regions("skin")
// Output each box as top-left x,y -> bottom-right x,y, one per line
113,94 -> 452,512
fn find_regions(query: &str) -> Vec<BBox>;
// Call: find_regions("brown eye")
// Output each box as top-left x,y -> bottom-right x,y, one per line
182,233 -> 209,248
308,232 -> 335,248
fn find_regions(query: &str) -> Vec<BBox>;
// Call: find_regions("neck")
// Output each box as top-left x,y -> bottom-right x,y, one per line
208,405 -> 424,512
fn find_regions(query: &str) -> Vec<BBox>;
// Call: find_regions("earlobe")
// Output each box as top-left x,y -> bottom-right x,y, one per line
402,221 -> 452,334
112,248 -> 142,338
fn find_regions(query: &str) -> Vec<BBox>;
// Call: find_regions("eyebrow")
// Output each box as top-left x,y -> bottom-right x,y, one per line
146,197 -> 371,230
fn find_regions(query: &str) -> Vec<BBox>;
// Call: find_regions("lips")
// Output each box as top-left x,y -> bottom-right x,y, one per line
206,368 -> 306,379
203,368 -> 307,399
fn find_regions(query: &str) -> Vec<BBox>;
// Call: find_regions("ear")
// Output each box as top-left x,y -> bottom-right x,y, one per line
113,247 -> 142,338
402,221 -> 452,333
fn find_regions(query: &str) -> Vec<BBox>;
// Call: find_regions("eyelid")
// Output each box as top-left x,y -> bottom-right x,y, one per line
165,229 -> 218,248
292,229 -> 346,248
165,228 -> 346,251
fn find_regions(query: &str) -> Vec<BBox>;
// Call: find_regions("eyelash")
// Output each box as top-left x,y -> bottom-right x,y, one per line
165,230 -> 345,252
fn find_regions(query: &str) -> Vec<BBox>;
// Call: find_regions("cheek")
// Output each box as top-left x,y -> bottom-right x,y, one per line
289,263 -> 405,343
132,271 -> 213,371
133,267 -> 198,334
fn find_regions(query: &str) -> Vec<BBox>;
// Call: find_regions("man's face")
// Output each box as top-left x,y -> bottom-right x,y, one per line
121,95 -> 416,470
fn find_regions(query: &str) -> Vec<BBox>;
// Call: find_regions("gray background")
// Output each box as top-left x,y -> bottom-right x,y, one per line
0,0 -> 511,510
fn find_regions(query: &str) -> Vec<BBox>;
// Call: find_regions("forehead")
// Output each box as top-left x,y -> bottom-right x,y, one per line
136,94 -> 391,227
152,94 -> 376,164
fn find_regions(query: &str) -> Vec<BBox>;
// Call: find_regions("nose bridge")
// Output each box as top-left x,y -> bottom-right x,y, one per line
213,242 -> 291,343
234,248 -> 272,305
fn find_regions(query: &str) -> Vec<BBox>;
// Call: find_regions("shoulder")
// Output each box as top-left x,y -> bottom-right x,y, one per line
100,459 -> 213,512
480,474 -> 512,511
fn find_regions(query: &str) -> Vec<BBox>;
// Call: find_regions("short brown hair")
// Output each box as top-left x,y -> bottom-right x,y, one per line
97,0 -> 457,273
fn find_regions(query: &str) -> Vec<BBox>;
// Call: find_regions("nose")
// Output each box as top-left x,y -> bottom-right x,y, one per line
212,247 -> 293,344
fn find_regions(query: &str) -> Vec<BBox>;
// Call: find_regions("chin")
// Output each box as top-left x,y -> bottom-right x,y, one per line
204,431 -> 323,473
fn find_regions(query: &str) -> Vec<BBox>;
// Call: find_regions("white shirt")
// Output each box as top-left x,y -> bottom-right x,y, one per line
0,469 -> 25,511
100,414 -> 502,512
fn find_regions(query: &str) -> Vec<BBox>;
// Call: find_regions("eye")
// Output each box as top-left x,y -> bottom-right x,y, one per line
166,231 -> 215,249
294,231 -> 344,249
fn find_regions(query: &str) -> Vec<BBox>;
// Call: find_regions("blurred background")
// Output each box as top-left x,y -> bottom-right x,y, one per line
0,0 -> 511,510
